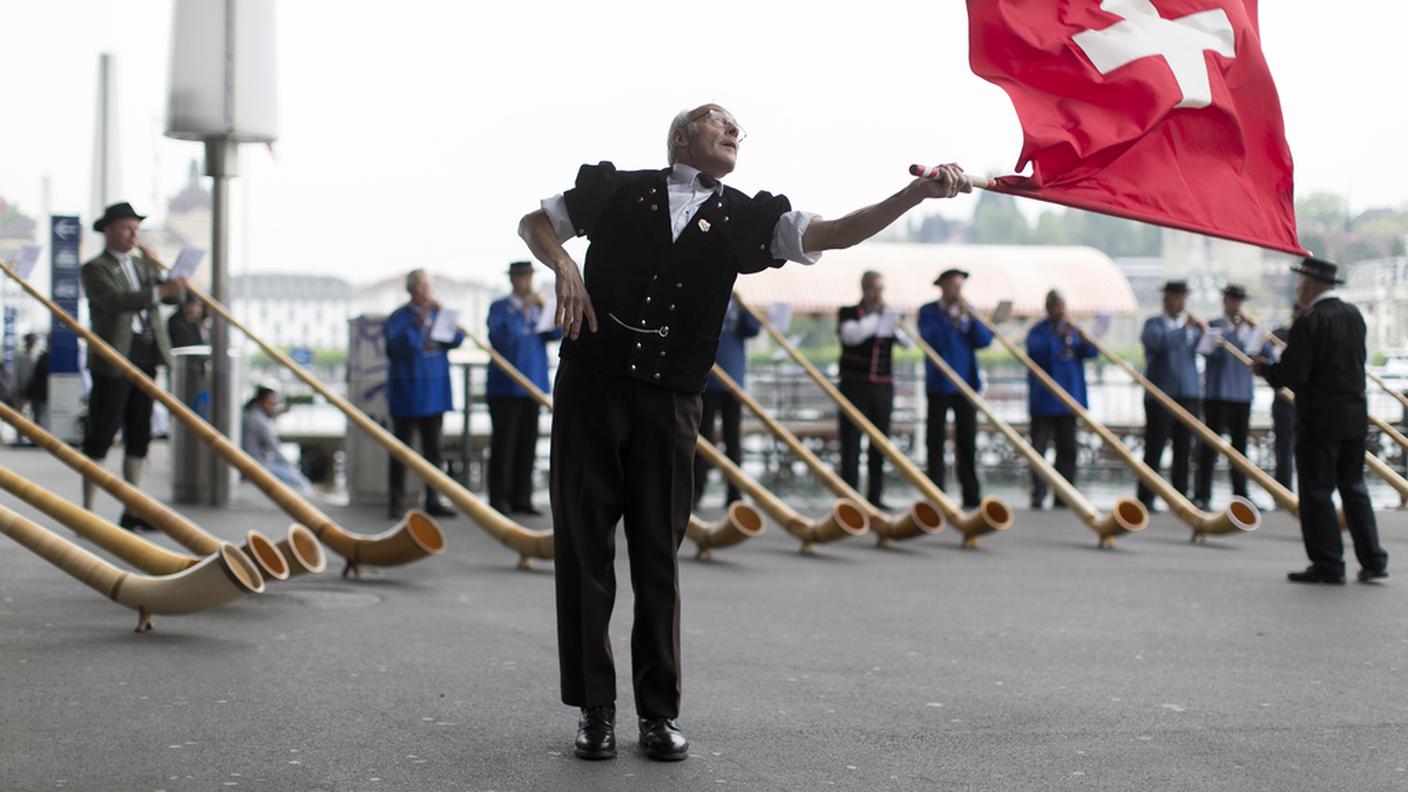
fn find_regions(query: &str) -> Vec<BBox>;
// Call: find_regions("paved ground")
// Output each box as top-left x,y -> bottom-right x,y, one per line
1,442 -> 1405,792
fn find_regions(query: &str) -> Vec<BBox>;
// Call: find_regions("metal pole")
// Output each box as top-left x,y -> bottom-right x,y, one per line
204,137 -> 237,506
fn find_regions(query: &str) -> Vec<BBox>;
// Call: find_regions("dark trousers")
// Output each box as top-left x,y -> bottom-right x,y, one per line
1194,399 -> 1251,502
1296,434 -> 1388,576
693,391 -> 742,505
487,396 -> 541,510
1030,414 -> 1076,507
1138,396 -> 1200,508
82,338 -> 159,460
1273,401 -> 1296,490
388,413 -> 445,508
550,360 -> 701,718
928,393 -> 981,507
838,379 -> 893,504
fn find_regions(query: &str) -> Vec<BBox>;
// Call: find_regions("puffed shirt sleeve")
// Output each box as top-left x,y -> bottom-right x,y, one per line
769,211 -> 822,266
541,161 -> 620,243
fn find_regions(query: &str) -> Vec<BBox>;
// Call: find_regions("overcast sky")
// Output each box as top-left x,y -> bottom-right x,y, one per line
1,1 -> 1402,286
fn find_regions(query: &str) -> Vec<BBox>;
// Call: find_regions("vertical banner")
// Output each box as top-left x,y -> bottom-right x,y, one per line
49,215 -> 84,441
2,306 -> 14,371
347,315 -> 404,506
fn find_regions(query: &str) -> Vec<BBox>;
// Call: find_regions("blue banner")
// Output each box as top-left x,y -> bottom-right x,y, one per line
49,216 -> 81,374
2,306 -> 14,370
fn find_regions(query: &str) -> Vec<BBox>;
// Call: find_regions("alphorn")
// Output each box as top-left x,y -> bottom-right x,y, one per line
968,306 -> 1260,541
0,401 -> 323,578
1214,337 -> 1408,505
899,319 -> 1148,548
459,324 -> 810,556
1068,323 -> 1299,515
0,260 -> 443,577
733,293 -> 1014,548
158,271 -> 544,569
0,503 -> 263,632
1267,332 -> 1408,416
710,364 -> 944,546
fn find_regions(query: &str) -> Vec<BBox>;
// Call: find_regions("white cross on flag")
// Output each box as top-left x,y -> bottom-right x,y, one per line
967,0 -> 1305,255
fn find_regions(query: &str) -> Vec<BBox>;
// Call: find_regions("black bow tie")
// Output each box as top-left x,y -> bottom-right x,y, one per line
697,174 -> 719,189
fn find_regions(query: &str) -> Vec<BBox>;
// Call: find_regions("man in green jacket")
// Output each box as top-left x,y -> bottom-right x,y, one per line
81,202 -> 187,530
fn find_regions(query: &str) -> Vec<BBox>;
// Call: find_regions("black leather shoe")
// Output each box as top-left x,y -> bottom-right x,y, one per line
117,511 -> 154,532
638,717 -> 688,761
424,501 -> 456,519
512,504 -> 544,517
1358,568 -> 1389,583
1287,567 -> 1346,585
574,705 -> 616,760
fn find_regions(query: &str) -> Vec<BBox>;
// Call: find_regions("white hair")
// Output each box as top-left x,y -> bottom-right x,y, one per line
667,108 -> 702,165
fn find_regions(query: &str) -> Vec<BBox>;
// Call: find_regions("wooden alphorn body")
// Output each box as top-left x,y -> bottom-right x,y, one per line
968,306 -> 1259,542
899,319 -> 1147,548
0,261 -> 443,577
733,294 -> 1013,548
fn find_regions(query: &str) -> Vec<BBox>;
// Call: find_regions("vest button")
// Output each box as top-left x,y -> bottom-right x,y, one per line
658,351 -> 666,357
645,296 -> 652,303
675,282 -> 683,288
723,215 -> 729,222
637,197 -> 643,203
668,304 -> 676,311
640,319 -> 647,326
630,364 -> 637,371
635,342 -> 642,350
653,373 -> 661,380
649,188 -> 657,194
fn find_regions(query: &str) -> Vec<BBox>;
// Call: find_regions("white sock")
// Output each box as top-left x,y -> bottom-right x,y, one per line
123,456 -> 145,488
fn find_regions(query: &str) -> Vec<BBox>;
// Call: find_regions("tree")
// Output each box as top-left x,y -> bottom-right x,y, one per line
969,190 -> 1031,244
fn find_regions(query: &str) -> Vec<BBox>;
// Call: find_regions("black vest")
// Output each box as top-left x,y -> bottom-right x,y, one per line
558,162 -> 791,393
837,303 -> 896,383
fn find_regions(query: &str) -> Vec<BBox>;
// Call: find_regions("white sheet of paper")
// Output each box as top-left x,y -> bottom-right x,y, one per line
767,302 -> 793,334
1196,326 -> 1224,356
430,307 -> 460,343
535,296 -> 558,333
1243,327 -> 1266,352
875,308 -> 901,337
168,247 -> 206,281
1091,312 -> 1113,338
15,244 -> 42,279
990,300 -> 1013,325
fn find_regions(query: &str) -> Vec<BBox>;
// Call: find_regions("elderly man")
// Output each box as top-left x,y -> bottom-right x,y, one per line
486,260 -> 561,515
1253,258 -> 1388,585
837,271 -> 909,508
81,202 -> 187,530
1024,290 -> 1097,509
1137,280 -> 1206,511
520,102 -> 969,762
917,268 -> 991,509
384,269 -> 464,519
1194,284 -> 1270,508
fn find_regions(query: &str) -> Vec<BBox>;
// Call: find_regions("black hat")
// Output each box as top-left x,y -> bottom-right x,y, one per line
508,260 -> 534,275
1222,284 -> 1249,300
933,268 -> 970,285
92,202 -> 146,232
1290,256 -> 1344,285
1161,280 -> 1190,294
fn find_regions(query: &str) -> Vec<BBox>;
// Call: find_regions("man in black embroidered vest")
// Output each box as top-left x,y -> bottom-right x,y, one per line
1253,257 -> 1388,585
836,270 -> 909,507
519,103 -> 969,762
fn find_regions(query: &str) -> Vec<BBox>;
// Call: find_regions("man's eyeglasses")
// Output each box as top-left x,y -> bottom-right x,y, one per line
690,108 -> 747,143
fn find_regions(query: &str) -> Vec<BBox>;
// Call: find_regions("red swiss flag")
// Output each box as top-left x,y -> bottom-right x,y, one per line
968,0 -> 1306,256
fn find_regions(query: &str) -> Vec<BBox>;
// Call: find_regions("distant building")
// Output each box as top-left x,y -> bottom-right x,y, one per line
1342,256 -> 1408,355
1161,229 -> 1298,325
231,273 -> 354,350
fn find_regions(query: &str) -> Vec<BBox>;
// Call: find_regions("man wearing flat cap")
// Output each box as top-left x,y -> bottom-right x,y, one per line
1193,284 -> 1272,509
519,102 -> 970,762
485,260 -> 561,515
917,267 -> 991,509
1252,257 -> 1388,585
1137,280 -> 1206,510
81,202 -> 187,529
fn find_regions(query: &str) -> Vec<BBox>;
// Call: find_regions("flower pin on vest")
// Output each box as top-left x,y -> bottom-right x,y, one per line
697,218 -> 712,233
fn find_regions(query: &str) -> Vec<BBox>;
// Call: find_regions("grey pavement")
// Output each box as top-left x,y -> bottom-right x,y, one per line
1,441 -> 1405,792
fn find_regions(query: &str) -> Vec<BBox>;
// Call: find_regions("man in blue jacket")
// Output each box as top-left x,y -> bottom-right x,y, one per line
1137,280 -> 1207,510
1194,284 -> 1271,509
385,269 -> 464,518
486,261 -> 562,515
917,268 -> 992,509
1025,290 -> 1097,509
693,297 -> 760,507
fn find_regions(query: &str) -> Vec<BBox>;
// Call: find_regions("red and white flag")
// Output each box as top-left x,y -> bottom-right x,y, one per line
967,0 -> 1306,255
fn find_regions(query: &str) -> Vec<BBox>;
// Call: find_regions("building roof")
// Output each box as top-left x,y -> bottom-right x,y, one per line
232,273 -> 354,301
732,242 -> 1139,317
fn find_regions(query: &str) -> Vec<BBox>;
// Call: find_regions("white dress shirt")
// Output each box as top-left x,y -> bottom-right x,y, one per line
838,306 -> 911,347
108,248 -> 155,333
540,163 -> 823,266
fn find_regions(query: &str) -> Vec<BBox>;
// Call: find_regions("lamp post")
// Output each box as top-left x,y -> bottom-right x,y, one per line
164,0 -> 277,505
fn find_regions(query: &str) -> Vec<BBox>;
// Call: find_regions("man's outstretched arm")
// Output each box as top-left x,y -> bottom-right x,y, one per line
518,210 -> 597,341
801,163 -> 970,253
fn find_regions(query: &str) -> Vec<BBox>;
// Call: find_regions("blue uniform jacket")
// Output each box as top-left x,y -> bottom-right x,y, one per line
704,300 -> 761,393
384,303 -> 465,418
1201,316 -> 1274,403
1141,315 -> 1202,400
485,296 -> 562,398
1026,319 -> 1098,416
918,300 -> 992,395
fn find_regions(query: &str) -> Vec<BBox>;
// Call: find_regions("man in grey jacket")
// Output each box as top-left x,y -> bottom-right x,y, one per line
1137,280 -> 1207,510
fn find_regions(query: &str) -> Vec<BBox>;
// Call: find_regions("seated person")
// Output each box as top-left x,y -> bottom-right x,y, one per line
240,385 -> 312,495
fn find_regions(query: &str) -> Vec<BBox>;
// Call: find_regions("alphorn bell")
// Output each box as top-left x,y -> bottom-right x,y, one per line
1069,324 -> 1299,516
459,324 -> 801,556
733,294 -> 1014,548
1214,337 -> 1408,506
0,503 -> 263,633
898,319 -> 1148,548
710,364 -> 944,546
0,260 -> 443,577
0,400 -> 324,579
968,305 -> 1260,542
